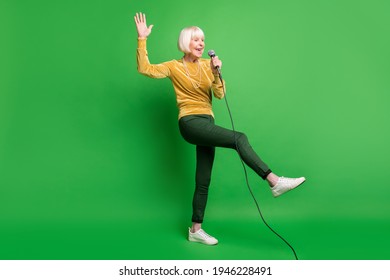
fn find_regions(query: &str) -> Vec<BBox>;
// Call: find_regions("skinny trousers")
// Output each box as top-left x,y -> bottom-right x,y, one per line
178,114 -> 271,223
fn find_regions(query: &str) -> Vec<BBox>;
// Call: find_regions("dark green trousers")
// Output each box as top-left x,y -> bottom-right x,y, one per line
178,114 -> 271,223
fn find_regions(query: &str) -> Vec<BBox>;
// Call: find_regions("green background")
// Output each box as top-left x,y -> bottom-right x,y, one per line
1,0 -> 389,260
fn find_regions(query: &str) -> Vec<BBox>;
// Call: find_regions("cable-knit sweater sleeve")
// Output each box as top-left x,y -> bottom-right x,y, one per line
137,39 -> 171,78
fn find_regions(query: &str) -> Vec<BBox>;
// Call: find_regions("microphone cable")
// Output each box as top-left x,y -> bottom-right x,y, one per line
216,72 -> 299,260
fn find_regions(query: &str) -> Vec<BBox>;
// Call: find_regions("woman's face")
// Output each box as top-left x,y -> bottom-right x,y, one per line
188,36 -> 205,58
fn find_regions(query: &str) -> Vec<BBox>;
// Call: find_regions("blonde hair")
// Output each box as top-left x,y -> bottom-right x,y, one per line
177,26 -> 204,53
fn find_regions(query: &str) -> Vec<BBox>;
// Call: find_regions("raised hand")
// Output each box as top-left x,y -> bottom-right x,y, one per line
134,12 -> 154,39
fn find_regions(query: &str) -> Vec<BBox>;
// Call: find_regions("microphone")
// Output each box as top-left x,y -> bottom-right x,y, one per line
207,50 -> 222,78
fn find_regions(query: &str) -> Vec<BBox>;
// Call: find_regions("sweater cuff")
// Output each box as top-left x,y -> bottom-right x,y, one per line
213,75 -> 222,83
138,38 -> 147,48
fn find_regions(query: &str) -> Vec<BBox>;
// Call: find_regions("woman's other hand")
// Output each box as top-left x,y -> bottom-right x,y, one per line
210,56 -> 222,75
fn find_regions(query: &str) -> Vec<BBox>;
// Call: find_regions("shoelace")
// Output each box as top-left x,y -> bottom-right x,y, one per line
277,177 -> 298,189
197,229 -> 213,239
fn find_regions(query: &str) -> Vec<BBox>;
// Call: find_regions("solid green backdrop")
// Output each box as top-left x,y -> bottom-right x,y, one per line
1,0 -> 389,260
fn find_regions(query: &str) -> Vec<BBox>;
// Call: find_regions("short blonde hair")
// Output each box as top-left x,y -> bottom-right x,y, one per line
177,26 -> 204,53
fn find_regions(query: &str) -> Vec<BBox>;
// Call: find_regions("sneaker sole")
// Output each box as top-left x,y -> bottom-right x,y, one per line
188,237 -> 218,246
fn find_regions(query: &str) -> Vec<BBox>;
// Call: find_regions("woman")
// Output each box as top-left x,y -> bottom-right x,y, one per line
134,12 -> 305,246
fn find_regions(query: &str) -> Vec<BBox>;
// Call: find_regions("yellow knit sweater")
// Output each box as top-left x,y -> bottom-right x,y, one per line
136,39 -> 225,119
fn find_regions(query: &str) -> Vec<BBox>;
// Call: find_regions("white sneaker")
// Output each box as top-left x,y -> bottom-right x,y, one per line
271,176 -> 306,197
188,228 -> 218,245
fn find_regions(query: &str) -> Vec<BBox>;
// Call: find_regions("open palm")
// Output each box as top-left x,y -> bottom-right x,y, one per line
134,13 -> 154,38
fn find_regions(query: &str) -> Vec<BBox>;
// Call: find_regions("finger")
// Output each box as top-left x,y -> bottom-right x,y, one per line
142,13 -> 146,23
148,24 -> 154,32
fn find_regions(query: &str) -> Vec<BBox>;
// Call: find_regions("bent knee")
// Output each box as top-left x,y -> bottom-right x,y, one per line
236,132 -> 249,145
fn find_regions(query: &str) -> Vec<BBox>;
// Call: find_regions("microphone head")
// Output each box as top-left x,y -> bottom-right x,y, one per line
207,50 -> 216,58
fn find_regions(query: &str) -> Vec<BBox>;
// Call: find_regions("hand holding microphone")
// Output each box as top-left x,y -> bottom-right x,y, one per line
208,50 -> 222,78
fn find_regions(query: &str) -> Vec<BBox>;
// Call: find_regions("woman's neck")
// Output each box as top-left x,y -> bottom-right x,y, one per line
183,54 -> 199,63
